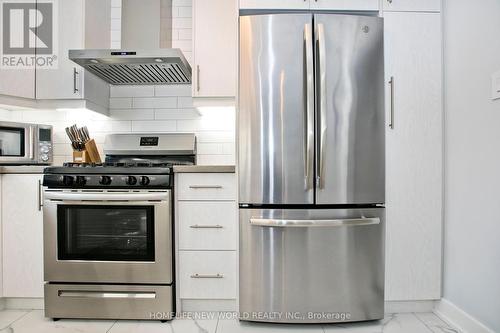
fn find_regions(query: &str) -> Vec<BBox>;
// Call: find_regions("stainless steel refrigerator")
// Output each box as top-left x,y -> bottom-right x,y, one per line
238,13 -> 385,323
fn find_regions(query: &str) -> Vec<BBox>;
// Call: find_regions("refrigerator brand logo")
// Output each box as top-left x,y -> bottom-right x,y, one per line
0,0 -> 58,69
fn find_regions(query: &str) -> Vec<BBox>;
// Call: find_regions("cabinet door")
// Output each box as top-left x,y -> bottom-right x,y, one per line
36,0 -> 84,99
2,174 -> 44,297
239,0 -> 309,10
384,12 -> 442,300
0,0 -> 36,99
382,0 -> 440,12
193,0 -> 237,97
310,0 -> 379,11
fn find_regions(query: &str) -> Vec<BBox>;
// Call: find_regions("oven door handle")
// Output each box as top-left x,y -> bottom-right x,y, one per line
43,191 -> 169,202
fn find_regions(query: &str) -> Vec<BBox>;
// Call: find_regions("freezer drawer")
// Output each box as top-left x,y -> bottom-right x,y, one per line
45,284 -> 173,320
239,208 -> 385,323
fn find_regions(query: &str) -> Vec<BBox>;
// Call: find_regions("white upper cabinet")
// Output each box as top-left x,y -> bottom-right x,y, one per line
36,0 -> 110,104
240,0 -> 309,10
240,0 -> 378,10
36,0 -> 85,100
382,0 -> 440,12
309,0 -> 379,11
0,0 -> 36,99
1,174 -> 44,298
192,0 -> 237,98
384,11 -> 442,301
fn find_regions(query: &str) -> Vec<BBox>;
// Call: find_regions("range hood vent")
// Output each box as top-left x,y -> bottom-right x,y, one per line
69,49 -> 191,85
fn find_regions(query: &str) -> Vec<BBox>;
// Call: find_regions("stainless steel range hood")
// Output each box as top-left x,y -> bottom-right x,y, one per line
69,49 -> 191,85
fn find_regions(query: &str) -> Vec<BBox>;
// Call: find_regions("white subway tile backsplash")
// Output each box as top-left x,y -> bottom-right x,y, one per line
154,85 -> 191,97
131,121 -> 177,132
177,6 -> 192,18
132,97 -> 178,109
110,7 -> 121,19
197,154 -> 235,166
110,109 -> 155,120
197,143 -> 223,155
110,86 -> 155,98
154,108 -> 199,120
196,131 -> 235,143
173,17 -> 192,29
177,97 -> 194,108
177,28 -> 192,40
110,98 -> 133,109
111,0 -> 121,7
222,142 -> 235,155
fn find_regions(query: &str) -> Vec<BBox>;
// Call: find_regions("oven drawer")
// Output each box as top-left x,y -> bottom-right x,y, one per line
179,251 -> 237,299
178,201 -> 237,250
45,284 -> 172,320
177,173 -> 236,200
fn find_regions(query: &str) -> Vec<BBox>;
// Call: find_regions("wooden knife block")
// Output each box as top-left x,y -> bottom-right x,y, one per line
72,140 -> 102,164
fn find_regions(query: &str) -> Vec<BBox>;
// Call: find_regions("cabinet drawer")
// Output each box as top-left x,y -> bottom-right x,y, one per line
177,173 -> 236,200
178,201 -> 237,250
179,251 -> 237,299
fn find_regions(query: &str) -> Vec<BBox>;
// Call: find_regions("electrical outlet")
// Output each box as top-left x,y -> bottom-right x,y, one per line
492,70 -> 500,100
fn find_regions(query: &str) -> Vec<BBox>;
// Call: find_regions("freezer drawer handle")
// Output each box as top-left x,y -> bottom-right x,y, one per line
190,224 -> 224,229
190,273 -> 224,279
188,185 -> 223,189
249,217 -> 380,227
58,290 -> 156,299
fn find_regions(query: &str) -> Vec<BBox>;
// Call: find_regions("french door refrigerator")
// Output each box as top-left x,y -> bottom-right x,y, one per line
238,13 -> 385,323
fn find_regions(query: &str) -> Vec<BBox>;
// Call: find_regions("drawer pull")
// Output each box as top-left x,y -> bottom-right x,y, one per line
190,224 -> 224,229
190,273 -> 224,279
188,185 -> 223,189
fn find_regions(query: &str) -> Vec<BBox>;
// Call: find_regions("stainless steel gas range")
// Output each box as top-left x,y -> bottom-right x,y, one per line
42,133 -> 196,321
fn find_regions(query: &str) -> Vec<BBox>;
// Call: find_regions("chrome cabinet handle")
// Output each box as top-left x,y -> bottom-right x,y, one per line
389,76 -> 395,129
196,65 -> 200,92
73,67 -> 79,94
59,291 -> 156,299
190,273 -> 224,279
316,23 -> 327,189
190,224 -> 224,229
304,23 -> 314,191
188,185 -> 222,189
250,217 -> 380,228
38,179 -> 43,211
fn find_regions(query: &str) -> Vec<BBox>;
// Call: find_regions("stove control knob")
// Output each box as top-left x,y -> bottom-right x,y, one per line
99,176 -> 112,186
75,176 -> 87,186
62,175 -> 74,186
126,176 -> 137,185
139,176 -> 150,186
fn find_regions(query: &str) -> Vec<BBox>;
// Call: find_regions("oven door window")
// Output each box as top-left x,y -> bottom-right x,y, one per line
57,205 -> 155,261
0,127 -> 25,157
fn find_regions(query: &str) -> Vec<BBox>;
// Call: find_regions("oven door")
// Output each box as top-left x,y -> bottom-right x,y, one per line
0,122 -> 36,164
43,190 -> 172,284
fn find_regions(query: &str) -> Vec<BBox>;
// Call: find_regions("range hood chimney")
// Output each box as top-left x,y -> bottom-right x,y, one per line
69,0 -> 191,85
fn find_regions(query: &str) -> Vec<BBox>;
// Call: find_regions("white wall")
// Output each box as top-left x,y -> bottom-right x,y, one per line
443,0 -> 500,331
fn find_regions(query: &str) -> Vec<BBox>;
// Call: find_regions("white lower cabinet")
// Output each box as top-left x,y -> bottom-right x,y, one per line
179,251 -> 237,299
1,174 -> 44,298
176,172 -> 237,310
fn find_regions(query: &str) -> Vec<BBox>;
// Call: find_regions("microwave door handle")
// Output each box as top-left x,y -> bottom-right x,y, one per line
316,23 -> 327,189
28,126 -> 35,160
304,23 -> 314,191
250,217 -> 380,227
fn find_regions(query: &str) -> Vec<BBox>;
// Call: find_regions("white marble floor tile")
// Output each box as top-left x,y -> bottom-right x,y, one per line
322,313 -> 437,333
9,310 -> 115,333
0,310 -> 30,330
109,317 -> 218,333
415,313 -> 460,333
216,319 -> 324,333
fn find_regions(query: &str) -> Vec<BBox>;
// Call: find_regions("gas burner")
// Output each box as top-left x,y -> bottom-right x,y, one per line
63,162 -> 103,168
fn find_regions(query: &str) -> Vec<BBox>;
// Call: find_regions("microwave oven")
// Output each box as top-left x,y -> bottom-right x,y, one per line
0,121 -> 53,165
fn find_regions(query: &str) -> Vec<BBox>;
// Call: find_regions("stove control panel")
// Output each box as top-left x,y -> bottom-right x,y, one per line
43,174 -> 171,189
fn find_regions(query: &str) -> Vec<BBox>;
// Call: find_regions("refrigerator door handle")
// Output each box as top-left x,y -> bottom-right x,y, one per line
316,23 -> 327,189
304,23 -> 315,190
250,217 -> 380,227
